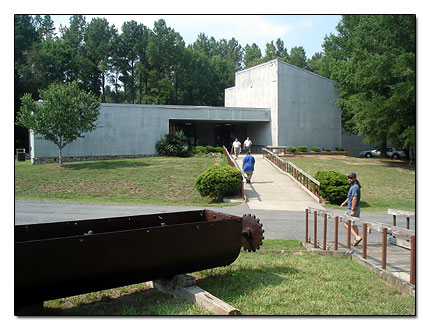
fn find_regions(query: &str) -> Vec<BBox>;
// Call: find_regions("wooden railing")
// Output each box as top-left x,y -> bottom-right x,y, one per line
222,146 -> 244,199
263,148 -> 320,201
305,207 -> 416,285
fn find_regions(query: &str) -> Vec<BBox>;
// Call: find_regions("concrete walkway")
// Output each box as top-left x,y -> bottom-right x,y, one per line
238,154 -> 324,211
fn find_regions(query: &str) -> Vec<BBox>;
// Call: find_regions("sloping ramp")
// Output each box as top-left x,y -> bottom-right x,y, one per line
240,155 -> 325,211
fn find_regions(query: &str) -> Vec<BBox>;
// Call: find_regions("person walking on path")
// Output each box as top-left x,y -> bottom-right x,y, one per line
242,150 -> 255,183
243,137 -> 252,153
231,138 -> 242,159
340,172 -> 362,246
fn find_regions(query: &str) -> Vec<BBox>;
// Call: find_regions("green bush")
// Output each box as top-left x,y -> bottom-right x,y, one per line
192,146 -> 207,154
195,165 -> 242,201
315,170 -> 349,205
214,147 -> 223,153
297,146 -> 308,152
311,147 -> 320,152
287,147 -> 297,153
322,147 -> 331,152
335,147 -> 344,151
155,131 -> 191,157
205,145 -> 215,153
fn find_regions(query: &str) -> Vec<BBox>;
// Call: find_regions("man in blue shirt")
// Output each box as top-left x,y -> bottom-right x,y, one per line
340,172 -> 362,246
242,150 -> 255,184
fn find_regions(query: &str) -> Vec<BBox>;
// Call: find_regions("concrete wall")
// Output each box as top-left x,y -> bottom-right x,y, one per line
277,60 -> 341,149
225,59 -> 342,150
225,61 -> 279,145
31,103 -> 271,163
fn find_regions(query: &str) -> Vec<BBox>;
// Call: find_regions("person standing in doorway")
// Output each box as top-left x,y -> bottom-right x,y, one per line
243,137 -> 253,153
340,172 -> 362,246
231,138 -> 242,159
242,150 -> 255,183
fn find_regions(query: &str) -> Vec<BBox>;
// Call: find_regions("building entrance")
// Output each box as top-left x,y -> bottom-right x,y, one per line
169,120 -> 247,148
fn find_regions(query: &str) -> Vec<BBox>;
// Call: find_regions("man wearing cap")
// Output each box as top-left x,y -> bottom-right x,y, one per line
340,172 -> 362,246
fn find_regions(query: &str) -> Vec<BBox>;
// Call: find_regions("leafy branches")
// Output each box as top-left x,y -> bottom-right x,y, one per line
16,82 -> 101,164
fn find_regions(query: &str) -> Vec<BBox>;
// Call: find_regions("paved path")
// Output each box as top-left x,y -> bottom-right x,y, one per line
239,154 -> 324,211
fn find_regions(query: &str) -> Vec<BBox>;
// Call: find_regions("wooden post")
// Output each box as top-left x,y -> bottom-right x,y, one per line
382,227 -> 387,270
313,210 -> 317,248
347,220 -> 351,249
410,235 -> 415,285
334,216 -> 338,251
323,213 -> 327,250
406,217 -> 410,230
147,275 -> 241,315
305,209 -> 309,243
362,223 -> 367,259
392,215 -> 396,226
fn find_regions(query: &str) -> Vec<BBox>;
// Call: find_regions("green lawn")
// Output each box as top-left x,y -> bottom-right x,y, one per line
287,155 -> 415,213
14,155 -> 234,207
43,239 -> 415,316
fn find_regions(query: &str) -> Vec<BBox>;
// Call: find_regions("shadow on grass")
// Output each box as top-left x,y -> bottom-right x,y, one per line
378,159 -> 415,171
42,265 -> 298,315
61,160 -> 150,170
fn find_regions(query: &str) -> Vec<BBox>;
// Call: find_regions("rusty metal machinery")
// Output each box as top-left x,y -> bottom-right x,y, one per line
15,209 -> 264,313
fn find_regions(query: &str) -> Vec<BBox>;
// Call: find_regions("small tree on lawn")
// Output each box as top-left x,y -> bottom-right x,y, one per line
16,82 -> 101,164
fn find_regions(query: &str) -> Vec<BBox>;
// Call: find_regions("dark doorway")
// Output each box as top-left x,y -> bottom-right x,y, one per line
215,123 -> 246,149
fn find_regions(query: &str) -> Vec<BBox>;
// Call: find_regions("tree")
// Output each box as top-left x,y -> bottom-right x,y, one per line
14,15 -> 42,149
16,82 -> 101,164
322,15 -> 416,154
244,43 -> 262,68
82,18 -> 117,102
34,15 -> 56,40
275,38 -> 289,61
60,15 -> 87,83
287,46 -> 308,69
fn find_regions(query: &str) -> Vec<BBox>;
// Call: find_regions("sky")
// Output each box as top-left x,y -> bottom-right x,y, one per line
50,14 -> 342,59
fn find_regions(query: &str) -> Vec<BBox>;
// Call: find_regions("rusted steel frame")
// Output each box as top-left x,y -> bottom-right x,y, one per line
323,213 -> 327,250
410,235 -> 415,285
305,208 -> 309,243
347,220 -> 351,249
362,223 -> 367,259
15,209 -> 245,309
314,210 -> 317,248
382,227 -> 387,269
334,216 -> 338,250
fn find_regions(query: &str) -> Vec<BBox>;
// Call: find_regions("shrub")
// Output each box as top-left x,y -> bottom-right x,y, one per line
195,165 -> 242,202
297,146 -> 308,152
214,147 -> 223,153
322,147 -> 331,152
193,146 -> 207,154
311,147 -> 320,152
335,147 -> 344,151
156,131 -> 191,157
287,147 -> 297,153
315,170 -> 349,205
205,145 -> 215,153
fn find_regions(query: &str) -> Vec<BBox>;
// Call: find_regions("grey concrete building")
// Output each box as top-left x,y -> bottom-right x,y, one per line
30,59 -> 366,164
226,59 -> 341,149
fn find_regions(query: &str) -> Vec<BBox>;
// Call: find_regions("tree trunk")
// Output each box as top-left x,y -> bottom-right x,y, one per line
381,138 -> 387,157
101,73 -> 106,103
58,146 -> 62,165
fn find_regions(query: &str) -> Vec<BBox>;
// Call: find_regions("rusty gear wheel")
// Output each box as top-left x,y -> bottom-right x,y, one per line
241,214 -> 264,252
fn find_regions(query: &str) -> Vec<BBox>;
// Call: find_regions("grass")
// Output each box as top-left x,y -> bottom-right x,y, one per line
287,155 -> 415,213
14,154 -> 236,207
43,239 -> 415,316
